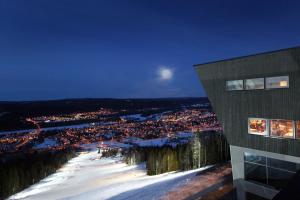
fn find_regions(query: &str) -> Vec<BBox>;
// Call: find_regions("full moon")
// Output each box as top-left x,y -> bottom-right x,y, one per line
158,67 -> 173,81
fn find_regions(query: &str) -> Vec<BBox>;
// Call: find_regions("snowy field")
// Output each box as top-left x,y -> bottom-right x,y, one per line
8,150 -> 211,200
33,138 -> 59,149
0,122 -> 116,136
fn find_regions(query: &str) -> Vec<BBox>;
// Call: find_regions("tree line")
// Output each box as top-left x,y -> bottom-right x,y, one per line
123,131 -> 230,175
0,148 -> 75,200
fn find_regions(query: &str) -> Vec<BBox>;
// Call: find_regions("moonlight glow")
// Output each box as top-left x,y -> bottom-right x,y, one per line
158,67 -> 173,81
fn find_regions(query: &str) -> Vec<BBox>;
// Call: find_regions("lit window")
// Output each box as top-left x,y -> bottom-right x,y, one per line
266,76 -> 289,89
296,121 -> 300,139
270,119 -> 294,138
248,118 -> 268,135
245,78 -> 264,90
226,80 -> 243,91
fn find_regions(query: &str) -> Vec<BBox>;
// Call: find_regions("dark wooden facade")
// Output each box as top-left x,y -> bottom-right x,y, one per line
195,47 -> 300,157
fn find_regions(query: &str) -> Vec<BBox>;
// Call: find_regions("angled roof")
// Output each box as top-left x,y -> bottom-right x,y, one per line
194,45 -> 300,68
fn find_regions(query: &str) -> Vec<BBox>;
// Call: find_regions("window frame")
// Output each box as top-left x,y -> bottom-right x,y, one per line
226,75 -> 290,92
296,121 -> 300,139
248,118 -> 269,136
226,79 -> 244,91
244,152 -> 300,190
244,78 -> 265,90
265,76 -> 289,89
269,119 -> 295,139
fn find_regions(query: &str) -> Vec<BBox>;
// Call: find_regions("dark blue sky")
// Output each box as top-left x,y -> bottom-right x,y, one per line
1,0 -> 300,101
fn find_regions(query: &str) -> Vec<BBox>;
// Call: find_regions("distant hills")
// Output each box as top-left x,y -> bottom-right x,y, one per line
0,97 -> 209,132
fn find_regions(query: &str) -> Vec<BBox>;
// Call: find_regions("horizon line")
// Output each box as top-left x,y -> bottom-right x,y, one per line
0,96 -> 207,103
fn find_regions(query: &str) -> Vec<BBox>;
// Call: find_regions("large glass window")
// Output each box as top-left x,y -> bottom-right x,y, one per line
248,118 -> 268,135
244,152 -> 300,190
244,152 -> 266,165
267,157 -> 300,172
267,167 -> 295,190
226,80 -> 243,91
245,162 -> 267,185
245,78 -> 264,90
266,76 -> 289,89
270,119 -> 294,138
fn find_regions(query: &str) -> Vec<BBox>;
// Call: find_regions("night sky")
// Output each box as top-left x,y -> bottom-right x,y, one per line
1,0 -> 300,101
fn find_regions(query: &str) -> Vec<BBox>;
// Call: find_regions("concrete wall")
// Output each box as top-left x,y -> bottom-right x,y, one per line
195,47 -> 300,157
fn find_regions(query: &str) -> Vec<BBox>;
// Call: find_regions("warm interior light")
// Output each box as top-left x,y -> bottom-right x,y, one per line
279,81 -> 288,87
271,120 -> 293,137
249,119 -> 266,134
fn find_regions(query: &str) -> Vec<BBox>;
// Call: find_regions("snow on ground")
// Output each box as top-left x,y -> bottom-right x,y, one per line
0,123 -> 91,136
102,141 -> 132,149
132,137 -> 169,147
77,142 -> 103,151
120,114 -> 147,121
33,138 -> 59,149
0,122 -> 117,136
8,150 -> 211,200
175,132 -> 194,138
122,134 -> 193,148
122,137 -> 143,143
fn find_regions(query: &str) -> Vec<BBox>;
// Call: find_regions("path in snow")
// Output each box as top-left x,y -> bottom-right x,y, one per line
8,150 -> 211,200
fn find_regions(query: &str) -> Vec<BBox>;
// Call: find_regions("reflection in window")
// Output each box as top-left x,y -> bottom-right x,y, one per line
245,162 -> 267,185
245,78 -> 264,90
226,80 -> 243,91
270,119 -> 294,138
266,76 -> 289,89
248,118 -> 268,135
244,152 -> 266,165
296,121 -> 300,139
244,152 -> 300,190
267,157 -> 300,172
267,167 -> 295,190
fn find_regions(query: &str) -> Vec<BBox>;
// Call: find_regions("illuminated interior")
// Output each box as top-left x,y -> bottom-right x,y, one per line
248,118 -> 268,135
266,76 -> 289,89
270,120 -> 294,138
279,80 -> 288,87
296,121 -> 300,139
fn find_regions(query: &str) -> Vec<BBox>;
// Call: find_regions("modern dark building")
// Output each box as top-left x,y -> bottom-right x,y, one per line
195,46 -> 300,200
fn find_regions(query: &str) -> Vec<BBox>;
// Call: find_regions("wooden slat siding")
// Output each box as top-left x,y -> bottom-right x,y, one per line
195,47 -> 300,157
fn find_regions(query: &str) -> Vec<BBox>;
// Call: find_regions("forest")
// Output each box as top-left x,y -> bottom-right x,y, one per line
0,148 -> 75,200
0,131 -> 229,199
123,131 -> 230,175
